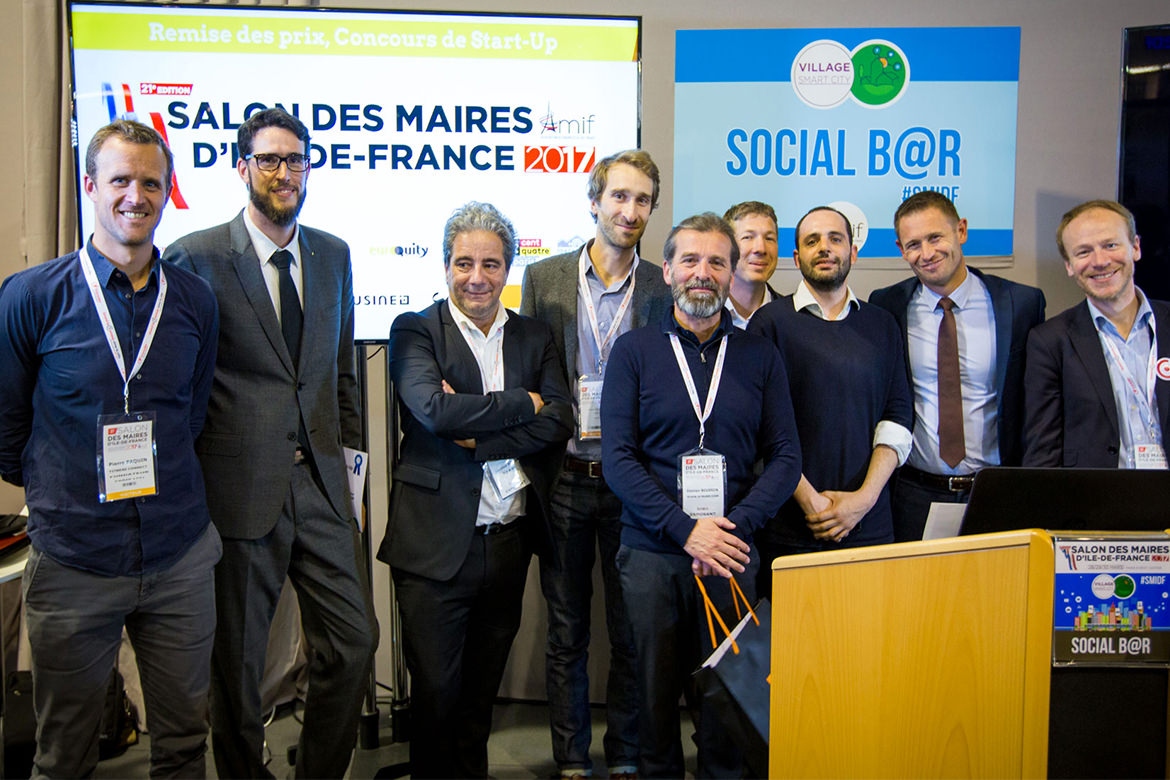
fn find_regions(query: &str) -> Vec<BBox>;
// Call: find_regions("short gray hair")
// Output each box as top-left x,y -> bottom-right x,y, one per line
443,201 -> 517,270
663,212 -> 740,269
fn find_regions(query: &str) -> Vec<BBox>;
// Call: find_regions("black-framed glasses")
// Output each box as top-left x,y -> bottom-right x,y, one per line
245,153 -> 310,172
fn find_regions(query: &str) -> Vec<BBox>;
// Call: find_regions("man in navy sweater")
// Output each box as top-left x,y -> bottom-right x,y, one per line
601,212 -> 801,778
749,207 -> 912,588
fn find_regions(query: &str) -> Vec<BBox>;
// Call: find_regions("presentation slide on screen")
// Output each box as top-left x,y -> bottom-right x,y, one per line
70,4 -> 640,341
674,27 -> 1020,258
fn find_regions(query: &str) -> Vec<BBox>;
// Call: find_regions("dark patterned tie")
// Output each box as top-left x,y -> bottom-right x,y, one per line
271,249 -> 301,367
937,296 -> 964,468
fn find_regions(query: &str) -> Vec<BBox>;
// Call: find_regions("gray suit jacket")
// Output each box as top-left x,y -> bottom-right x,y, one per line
519,245 -> 673,390
164,212 -> 361,539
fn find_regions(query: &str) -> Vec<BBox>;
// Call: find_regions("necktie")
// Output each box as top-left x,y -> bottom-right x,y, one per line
271,249 -> 302,367
937,296 -> 964,468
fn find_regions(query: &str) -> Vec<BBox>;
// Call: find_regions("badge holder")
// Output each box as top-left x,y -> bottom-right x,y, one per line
485,458 -> 531,500
577,373 -> 604,440
677,447 -> 727,519
96,411 -> 159,503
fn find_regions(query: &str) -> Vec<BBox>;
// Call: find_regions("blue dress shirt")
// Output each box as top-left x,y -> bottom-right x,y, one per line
1088,291 -> 1163,468
0,241 -> 218,575
905,269 -> 998,475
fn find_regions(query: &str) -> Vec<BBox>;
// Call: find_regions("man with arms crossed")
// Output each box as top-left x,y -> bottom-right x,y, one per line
723,200 -> 782,329
165,107 -> 376,778
0,120 -> 219,777
871,191 -> 1045,541
749,206 -> 911,587
381,202 -> 572,777
1024,199 -> 1169,468
602,213 -> 800,778
520,149 -> 671,779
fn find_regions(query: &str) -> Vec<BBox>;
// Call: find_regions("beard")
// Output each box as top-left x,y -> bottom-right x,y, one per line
672,277 -> 727,319
248,176 -> 306,228
800,254 -> 851,293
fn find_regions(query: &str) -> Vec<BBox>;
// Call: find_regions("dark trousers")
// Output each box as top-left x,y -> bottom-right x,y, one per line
617,544 -> 759,779
210,462 -> 377,779
890,469 -> 972,543
538,470 -> 639,773
24,525 -> 221,779
392,523 -> 531,779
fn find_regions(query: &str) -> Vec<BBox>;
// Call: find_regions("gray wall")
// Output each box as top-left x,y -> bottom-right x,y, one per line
0,0 -> 1165,698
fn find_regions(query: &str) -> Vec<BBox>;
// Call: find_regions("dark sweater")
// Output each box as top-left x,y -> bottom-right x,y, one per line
748,296 -> 912,548
601,309 -> 801,556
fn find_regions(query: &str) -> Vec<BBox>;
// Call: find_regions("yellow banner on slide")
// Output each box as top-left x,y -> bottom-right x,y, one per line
71,11 -> 639,61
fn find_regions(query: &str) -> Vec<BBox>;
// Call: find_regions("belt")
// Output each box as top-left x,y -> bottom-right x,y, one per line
477,520 -> 519,536
562,456 -> 603,479
901,465 -> 975,493
293,446 -> 309,465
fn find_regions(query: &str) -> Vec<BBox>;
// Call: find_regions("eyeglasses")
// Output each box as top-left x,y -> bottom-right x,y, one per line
245,153 -> 310,173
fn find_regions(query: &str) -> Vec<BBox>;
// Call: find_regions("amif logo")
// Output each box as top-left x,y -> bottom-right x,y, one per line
791,39 -> 910,110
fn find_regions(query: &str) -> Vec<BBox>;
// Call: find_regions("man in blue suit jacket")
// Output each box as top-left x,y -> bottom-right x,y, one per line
379,202 -> 572,778
1024,199 -> 1169,468
870,191 -> 1045,541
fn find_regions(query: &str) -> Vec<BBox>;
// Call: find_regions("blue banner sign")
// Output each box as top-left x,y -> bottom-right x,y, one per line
674,27 -> 1020,257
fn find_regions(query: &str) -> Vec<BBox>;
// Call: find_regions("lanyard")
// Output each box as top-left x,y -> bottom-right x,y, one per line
79,246 -> 167,415
668,333 -> 728,450
1099,315 -> 1159,427
579,251 -> 637,373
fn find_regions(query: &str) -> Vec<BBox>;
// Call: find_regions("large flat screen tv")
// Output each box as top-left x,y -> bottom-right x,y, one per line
68,2 -> 641,342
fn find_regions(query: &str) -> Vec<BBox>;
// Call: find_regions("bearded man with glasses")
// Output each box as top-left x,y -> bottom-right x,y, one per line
164,107 -> 376,779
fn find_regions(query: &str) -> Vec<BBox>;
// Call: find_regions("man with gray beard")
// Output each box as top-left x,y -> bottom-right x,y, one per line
600,213 -> 801,778
165,107 -> 376,779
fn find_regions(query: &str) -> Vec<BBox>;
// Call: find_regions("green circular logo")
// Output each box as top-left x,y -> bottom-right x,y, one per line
850,41 -> 909,107
1114,574 -> 1136,599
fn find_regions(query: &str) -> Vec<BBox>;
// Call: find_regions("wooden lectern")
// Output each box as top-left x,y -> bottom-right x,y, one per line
769,530 -> 1055,778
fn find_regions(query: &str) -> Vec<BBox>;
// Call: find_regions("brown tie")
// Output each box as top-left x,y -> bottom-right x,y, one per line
937,297 -> 964,468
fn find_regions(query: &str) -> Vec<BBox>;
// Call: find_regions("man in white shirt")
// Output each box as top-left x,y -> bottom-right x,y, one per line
723,201 -> 781,329
870,191 -> 1045,542
749,206 -> 912,589
380,201 -> 573,777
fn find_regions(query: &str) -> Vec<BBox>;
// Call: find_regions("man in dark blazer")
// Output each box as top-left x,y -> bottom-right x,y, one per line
871,191 -> 1045,541
380,202 -> 572,778
1025,199 -> 1169,468
519,150 -> 671,779
724,200 -> 784,329
164,108 -> 376,779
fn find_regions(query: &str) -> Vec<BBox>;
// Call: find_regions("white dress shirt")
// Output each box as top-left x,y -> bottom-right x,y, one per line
242,209 -> 303,324
791,279 -> 913,465
725,285 -> 774,330
905,269 -> 998,475
448,301 -> 528,526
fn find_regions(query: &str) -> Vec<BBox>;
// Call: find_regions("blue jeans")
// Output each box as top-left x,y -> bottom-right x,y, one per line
23,524 -> 221,779
538,470 -> 639,773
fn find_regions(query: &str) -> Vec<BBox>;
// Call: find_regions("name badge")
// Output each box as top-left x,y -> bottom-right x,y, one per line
97,412 -> 159,502
485,458 -> 531,500
678,447 -> 726,519
1135,444 -> 1168,470
577,374 -> 603,440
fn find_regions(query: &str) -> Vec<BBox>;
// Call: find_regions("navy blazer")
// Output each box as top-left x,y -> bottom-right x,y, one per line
869,267 -> 1046,467
379,301 -> 572,581
1023,298 -> 1170,467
